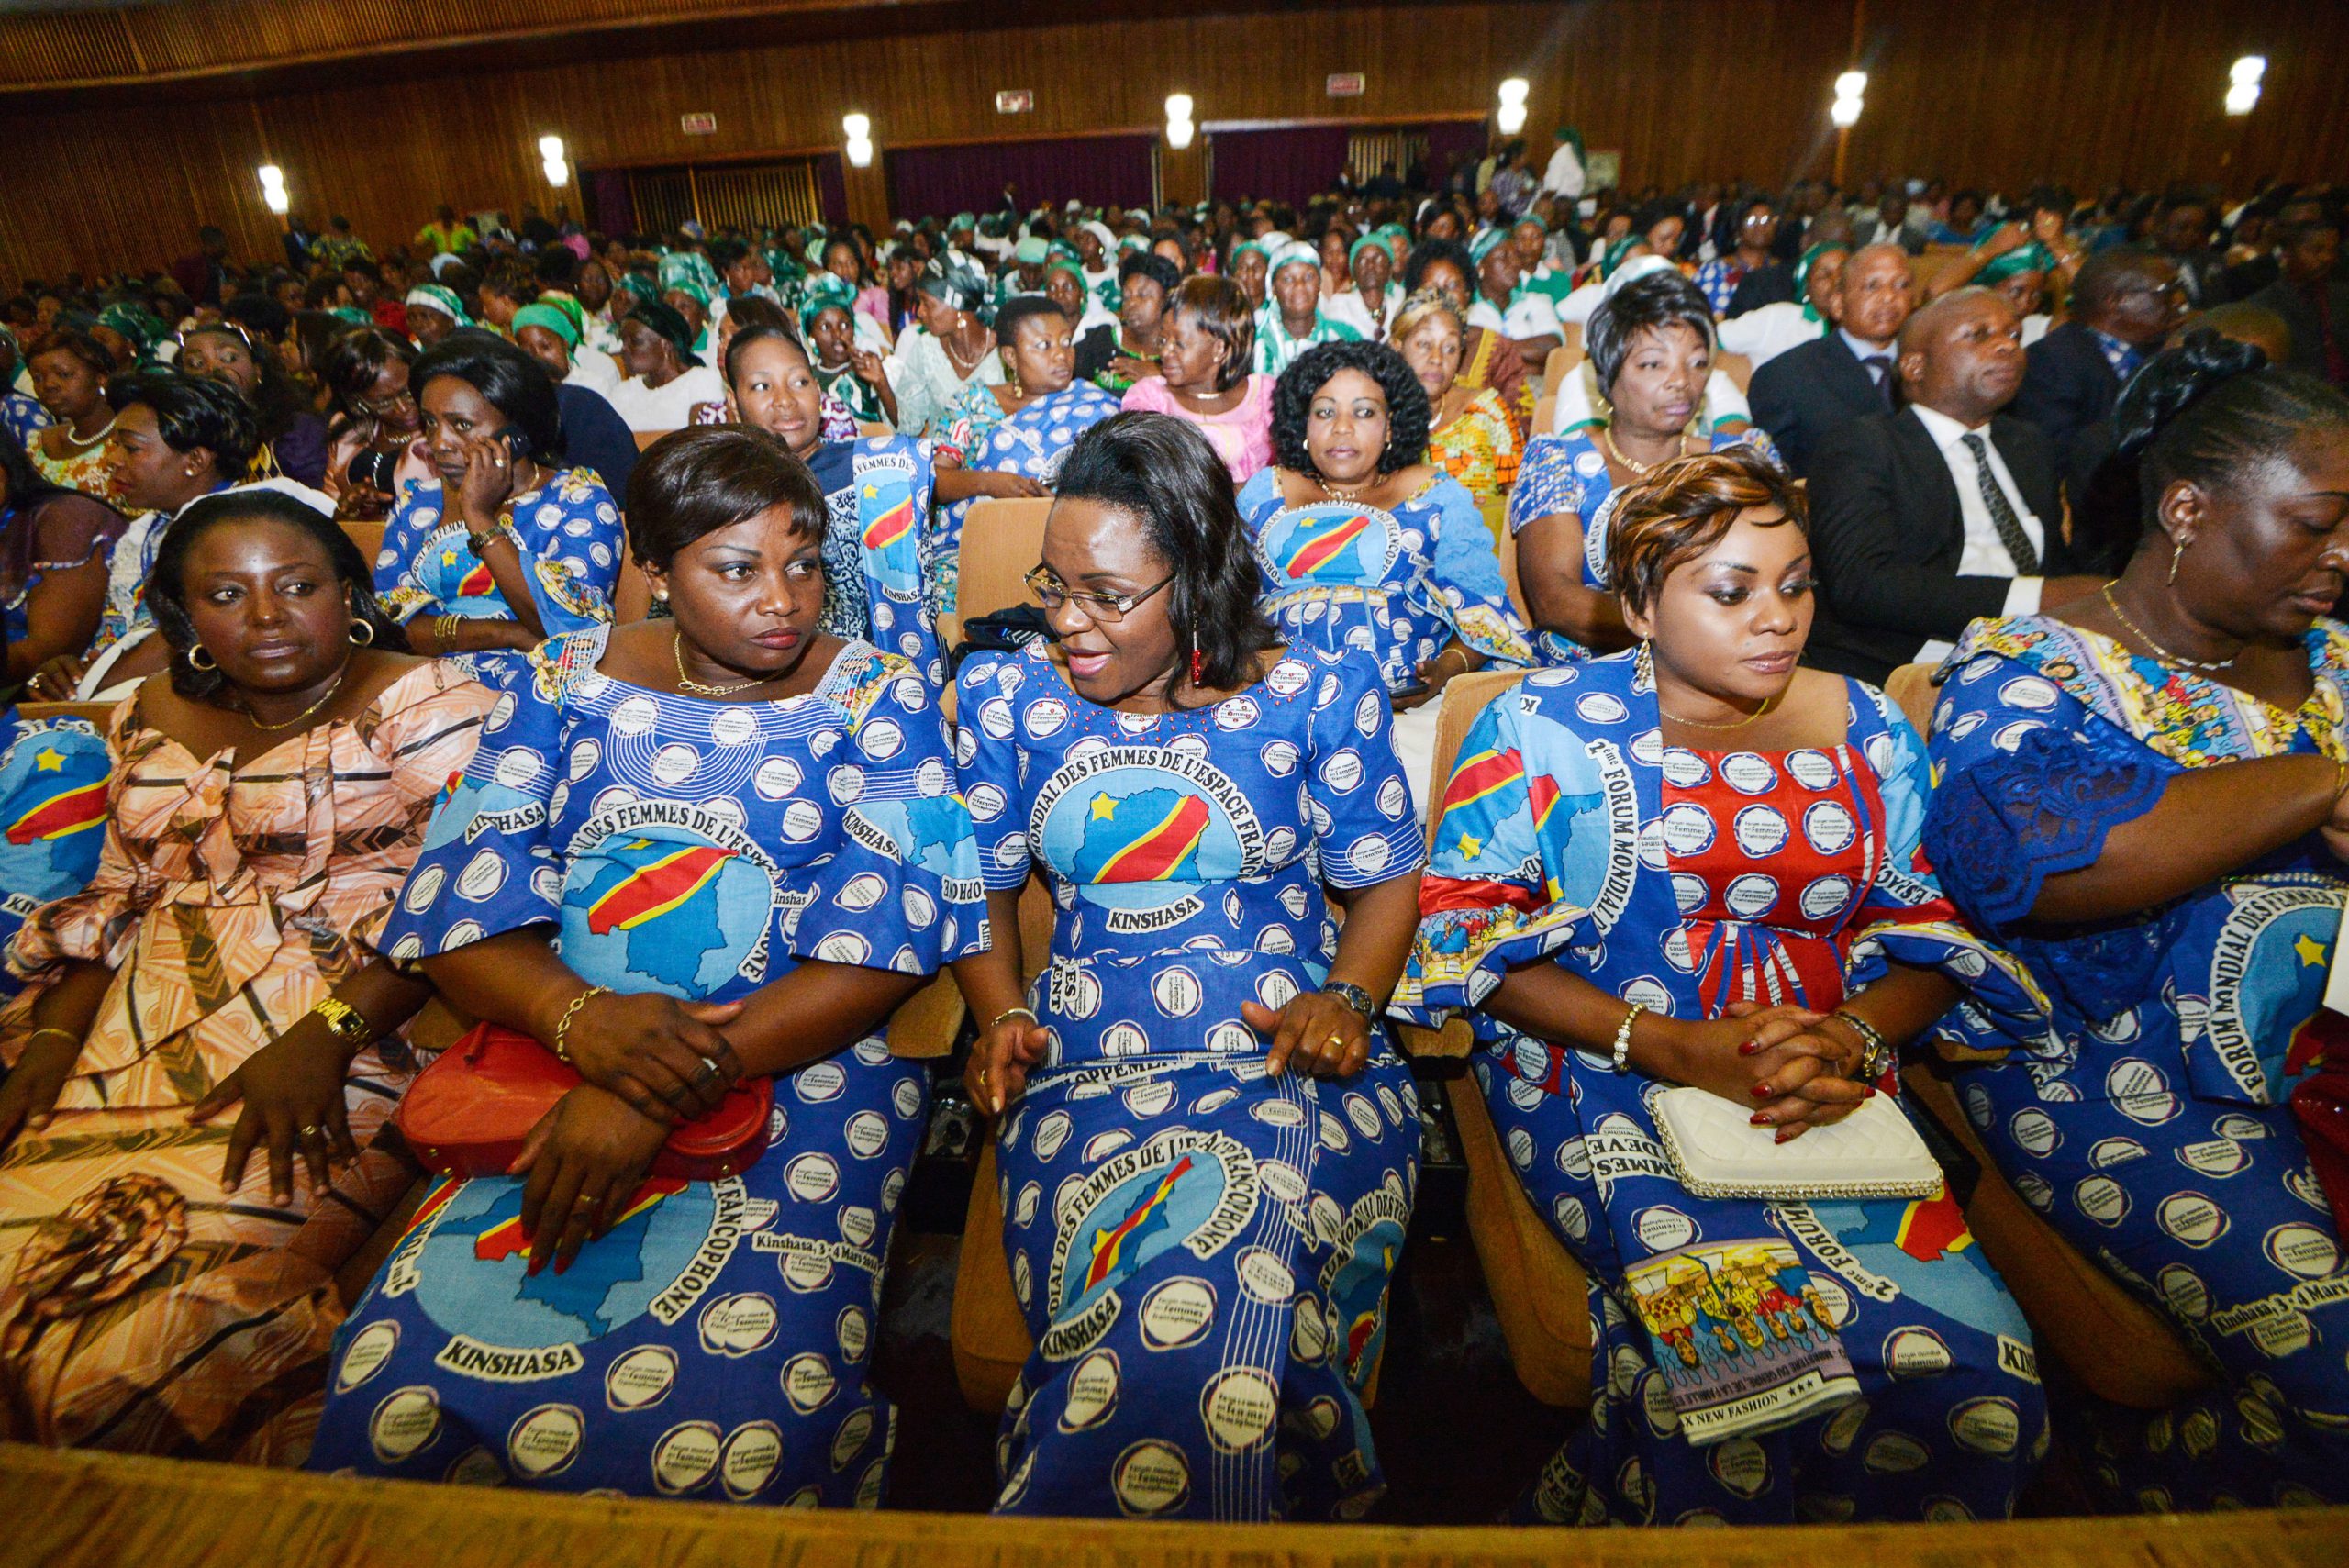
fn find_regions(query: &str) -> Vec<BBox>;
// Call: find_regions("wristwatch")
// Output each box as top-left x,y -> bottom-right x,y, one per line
311,996 -> 373,1051
1319,982 -> 1377,1020
465,525 -> 508,557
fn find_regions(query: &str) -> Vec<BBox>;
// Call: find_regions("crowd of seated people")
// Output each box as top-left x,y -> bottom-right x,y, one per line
0,160 -> 2345,1530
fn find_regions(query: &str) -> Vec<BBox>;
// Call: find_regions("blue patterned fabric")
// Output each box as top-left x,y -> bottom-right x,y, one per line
956,641 -> 1424,1520
0,708 -> 109,997
1505,427 -> 1780,666
1238,468 -> 1532,697
310,631 -> 985,1504
373,468 -> 623,647
805,437 -> 946,688
931,383 -> 1120,616
2,391 -> 50,447
1398,652 -> 2050,1524
1923,614 -> 2349,1510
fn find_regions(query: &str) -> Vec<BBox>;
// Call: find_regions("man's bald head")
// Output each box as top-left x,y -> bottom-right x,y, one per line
1838,243 -> 1917,347
1898,285 -> 2025,423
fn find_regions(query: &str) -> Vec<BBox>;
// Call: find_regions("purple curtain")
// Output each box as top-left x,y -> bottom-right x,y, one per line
813,153 -> 849,226
583,168 -> 633,237
885,136 -> 1155,223
1206,126 -> 1352,209
1422,122 -> 1490,194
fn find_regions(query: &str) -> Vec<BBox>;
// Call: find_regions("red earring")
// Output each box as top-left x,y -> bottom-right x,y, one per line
1189,648 -> 1207,686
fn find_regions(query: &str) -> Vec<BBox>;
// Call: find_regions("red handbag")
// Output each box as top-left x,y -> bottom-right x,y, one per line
396,1021 -> 774,1181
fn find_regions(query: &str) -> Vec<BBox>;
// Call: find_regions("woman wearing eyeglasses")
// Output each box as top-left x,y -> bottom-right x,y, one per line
952,412 -> 1426,1520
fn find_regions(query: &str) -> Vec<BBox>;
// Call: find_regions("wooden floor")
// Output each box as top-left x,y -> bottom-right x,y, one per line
1,1444 -> 2344,1568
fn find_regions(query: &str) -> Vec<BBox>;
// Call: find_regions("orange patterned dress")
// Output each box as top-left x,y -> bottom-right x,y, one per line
0,660 -> 492,1458
1426,384 -> 1521,499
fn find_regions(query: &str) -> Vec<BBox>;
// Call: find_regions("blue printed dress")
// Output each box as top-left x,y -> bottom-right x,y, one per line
932,383 -> 1122,616
1506,427 -> 1778,665
373,468 -> 623,665
1398,651 -> 2051,1525
807,436 -> 945,688
1923,615 -> 2349,1510
0,707 -> 110,997
956,641 -> 1426,1521
309,630 -> 986,1505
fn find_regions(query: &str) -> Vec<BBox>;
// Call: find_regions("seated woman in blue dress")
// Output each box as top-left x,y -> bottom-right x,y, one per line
1237,339 -> 1532,817
932,295 -> 1124,615
1401,449 -> 2050,1526
1510,270 -> 1778,665
954,413 -> 1428,1522
721,322 -> 947,687
311,428 -> 985,1504
373,331 -> 623,672
1922,332 -> 2349,1510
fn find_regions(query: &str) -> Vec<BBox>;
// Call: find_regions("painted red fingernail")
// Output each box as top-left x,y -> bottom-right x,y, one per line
1737,1040 -> 1759,1056
1750,1114 -> 1771,1126
1750,1083 -> 1773,1098
1775,1130 -> 1793,1144
526,1253 -> 545,1277
554,1254 -> 572,1276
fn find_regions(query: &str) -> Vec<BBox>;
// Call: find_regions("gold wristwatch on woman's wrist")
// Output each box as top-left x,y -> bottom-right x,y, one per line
310,996 -> 373,1052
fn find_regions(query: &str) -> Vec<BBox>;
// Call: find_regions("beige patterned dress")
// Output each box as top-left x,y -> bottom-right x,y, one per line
0,660 -> 492,1457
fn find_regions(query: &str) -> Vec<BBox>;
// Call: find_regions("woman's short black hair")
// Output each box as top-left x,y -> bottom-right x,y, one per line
1118,251 -> 1181,299
412,330 -> 566,462
2116,327 -> 2349,527
322,327 -> 416,416
221,293 -> 290,342
149,488 -> 397,702
1166,276 -> 1254,394
722,320 -> 809,388
995,295 -> 1069,344
1052,411 -> 1277,702
28,328 -> 115,379
105,372 -> 262,483
625,426 -> 825,571
1401,236 -> 1473,296
1588,270 -> 1718,396
723,295 -> 790,338
183,321 -> 312,443
480,258 -> 539,307
1271,339 -> 1431,476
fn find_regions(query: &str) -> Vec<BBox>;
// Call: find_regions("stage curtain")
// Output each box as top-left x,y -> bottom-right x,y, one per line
1206,125 -> 1351,209
885,136 -> 1155,224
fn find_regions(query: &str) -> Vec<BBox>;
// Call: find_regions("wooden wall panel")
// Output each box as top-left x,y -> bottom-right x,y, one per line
3,0 -> 2343,289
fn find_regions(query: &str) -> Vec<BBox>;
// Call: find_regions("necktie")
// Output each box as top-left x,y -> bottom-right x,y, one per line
1961,432 -> 2039,575
1862,355 -> 1896,407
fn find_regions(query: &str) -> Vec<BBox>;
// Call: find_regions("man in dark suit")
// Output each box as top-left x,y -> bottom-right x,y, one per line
2009,248 -> 2183,499
1747,242 -> 1915,477
2246,214 -> 2349,386
1806,288 -> 2104,684
2157,199 -> 2233,308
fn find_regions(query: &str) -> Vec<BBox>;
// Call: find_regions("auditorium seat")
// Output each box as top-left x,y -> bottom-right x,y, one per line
15,701 -> 117,728
631,428 -> 674,451
339,518 -> 386,562
1538,342 -> 1580,395
1531,394 -> 1555,437
1882,662 -> 2216,1410
1409,668 -> 1596,1407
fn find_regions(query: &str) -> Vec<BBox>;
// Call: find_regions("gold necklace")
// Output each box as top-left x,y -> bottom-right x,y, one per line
1318,473 -> 1375,506
673,630 -> 775,697
239,664 -> 349,732
1661,691 -> 1781,729
2100,584 -> 2237,673
1601,423 -> 1688,475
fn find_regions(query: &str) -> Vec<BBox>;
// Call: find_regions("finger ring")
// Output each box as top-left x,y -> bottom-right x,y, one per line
1323,1033 -> 1346,1052
299,1125 -> 321,1138
694,1055 -> 722,1084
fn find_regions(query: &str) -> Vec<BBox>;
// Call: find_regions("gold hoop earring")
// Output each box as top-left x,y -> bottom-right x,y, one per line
2169,536 -> 2187,586
188,644 -> 217,671
349,618 -> 375,646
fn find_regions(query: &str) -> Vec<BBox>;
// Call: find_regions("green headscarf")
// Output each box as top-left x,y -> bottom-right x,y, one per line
1467,228 -> 1513,267
1230,239 -> 1271,271
616,272 -> 658,305
626,300 -> 703,366
1793,241 -> 1850,324
1977,239 -> 2055,285
97,303 -> 170,361
799,272 -> 858,338
1269,241 -> 1320,280
664,275 -> 712,310
404,284 -> 472,328
1598,235 -> 1642,280
512,302 -> 581,350
329,306 -> 372,326
1348,234 -> 1390,268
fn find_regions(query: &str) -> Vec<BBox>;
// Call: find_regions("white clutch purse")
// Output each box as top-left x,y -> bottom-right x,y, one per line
1651,1085 -> 1945,1201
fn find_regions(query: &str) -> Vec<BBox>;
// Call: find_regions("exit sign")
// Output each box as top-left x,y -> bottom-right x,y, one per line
996,89 -> 1034,114
680,112 -> 718,135
1326,72 -> 1365,97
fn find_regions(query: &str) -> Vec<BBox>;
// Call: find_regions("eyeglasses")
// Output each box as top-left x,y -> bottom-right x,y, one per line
1025,564 -> 1173,624
353,386 -> 417,418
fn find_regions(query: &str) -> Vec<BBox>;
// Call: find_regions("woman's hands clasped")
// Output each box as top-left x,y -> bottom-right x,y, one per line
1666,1002 -> 1875,1141
562,991 -> 747,1124
964,1010 -> 1051,1116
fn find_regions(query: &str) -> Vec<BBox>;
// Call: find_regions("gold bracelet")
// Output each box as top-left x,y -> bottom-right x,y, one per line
989,1006 -> 1039,1031
435,614 -> 462,651
26,1026 -> 79,1052
552,985 -> 610,1062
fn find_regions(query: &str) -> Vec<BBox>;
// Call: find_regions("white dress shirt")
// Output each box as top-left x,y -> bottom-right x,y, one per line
1909,403 -> 2045,663
1467,291 -> 1563,341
